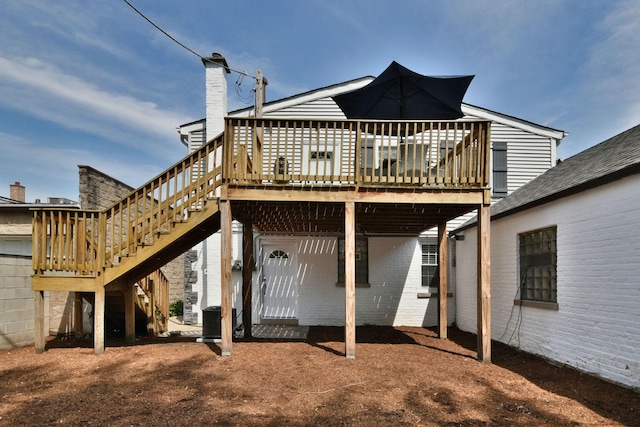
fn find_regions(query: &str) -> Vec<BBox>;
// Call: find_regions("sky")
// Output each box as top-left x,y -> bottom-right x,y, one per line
1,0 -> 639,203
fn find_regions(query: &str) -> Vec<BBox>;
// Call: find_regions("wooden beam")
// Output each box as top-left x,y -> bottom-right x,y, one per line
225,187 -> 485,205
242,221 -> 254,338
34,290 -> 45,354
477,204 -> 491,363
344,201 -> 356,359
94,279 -> 105,355
437,222 -> 448,339
31,275 -> 97,292
124,284 -> 135,344
220,200 -> 233,356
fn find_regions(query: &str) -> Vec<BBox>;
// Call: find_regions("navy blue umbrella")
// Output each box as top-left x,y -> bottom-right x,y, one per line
333,61 -> 474,120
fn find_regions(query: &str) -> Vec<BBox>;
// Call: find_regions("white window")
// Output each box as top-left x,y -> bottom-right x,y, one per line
421,243 -> 438,288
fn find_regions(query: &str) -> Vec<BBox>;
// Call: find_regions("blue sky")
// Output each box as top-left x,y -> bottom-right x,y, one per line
1,0 -> 639,203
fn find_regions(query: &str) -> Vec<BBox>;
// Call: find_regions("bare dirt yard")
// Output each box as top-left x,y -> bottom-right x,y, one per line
1,326 -> 638,426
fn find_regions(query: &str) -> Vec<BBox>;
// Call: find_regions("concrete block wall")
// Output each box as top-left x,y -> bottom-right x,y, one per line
0,255 -> 48,349
455,174 -> 640,389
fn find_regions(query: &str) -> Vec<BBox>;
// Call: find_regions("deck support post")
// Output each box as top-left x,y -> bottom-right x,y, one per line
344,201 -> 356,359
477,203 -> 491,363
34,290 -> 45,353
74,292 -> 83,339
242,221 -> 254,338
437,222 -> 449,339
124,283 -> 136,344
220,200 -> 233,356
94,281 -> 105,355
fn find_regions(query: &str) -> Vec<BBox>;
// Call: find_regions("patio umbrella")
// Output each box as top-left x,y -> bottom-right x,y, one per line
333,61 -> 474,120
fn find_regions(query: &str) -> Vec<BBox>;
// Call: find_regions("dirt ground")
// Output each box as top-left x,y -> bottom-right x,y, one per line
1,326 -> 638,426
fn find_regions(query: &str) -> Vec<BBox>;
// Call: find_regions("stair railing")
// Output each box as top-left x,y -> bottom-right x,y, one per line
32,132 -> 225,277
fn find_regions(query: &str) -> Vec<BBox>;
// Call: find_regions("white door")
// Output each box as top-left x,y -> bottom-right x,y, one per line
262,244 -> 298,319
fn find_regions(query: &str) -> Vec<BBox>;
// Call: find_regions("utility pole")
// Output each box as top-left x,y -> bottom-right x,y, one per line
255,69 -> 268,117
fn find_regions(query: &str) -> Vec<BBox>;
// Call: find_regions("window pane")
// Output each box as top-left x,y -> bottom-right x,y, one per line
421,243 -> 438,287
338,237 -> 368,284
519,226 -> 557,302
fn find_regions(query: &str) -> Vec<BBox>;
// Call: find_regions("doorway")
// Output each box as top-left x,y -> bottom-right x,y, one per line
261,243 -> 298,321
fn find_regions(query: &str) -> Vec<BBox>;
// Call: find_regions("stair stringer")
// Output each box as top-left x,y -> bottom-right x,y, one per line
103,200 -> 222,288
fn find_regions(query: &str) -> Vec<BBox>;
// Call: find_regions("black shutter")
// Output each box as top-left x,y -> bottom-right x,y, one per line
492,142 -> 508,198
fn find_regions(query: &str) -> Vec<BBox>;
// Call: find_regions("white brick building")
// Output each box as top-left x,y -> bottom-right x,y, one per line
453,124 -> 640,389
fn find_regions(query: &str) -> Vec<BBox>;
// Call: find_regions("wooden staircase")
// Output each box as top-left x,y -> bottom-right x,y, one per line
31,134 -> 226,353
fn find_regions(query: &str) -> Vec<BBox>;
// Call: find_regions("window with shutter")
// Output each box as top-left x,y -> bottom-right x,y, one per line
493,142 -> 508,198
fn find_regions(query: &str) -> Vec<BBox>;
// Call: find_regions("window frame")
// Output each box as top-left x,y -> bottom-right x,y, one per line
337,236 -> 369,286
517,226 -> 558,307
421,242 -> 439,289
492,141 -> 508,198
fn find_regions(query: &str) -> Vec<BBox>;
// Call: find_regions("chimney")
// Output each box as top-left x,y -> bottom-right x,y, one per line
10,181 -> 25,202
202,53 -> 230,144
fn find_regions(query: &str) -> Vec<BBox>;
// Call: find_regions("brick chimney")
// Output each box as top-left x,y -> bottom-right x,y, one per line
10,181 -> 25,202
202,53 -> 230,144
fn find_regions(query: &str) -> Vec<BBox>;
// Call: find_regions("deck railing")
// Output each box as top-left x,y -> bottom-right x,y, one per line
224,118 -> 491,187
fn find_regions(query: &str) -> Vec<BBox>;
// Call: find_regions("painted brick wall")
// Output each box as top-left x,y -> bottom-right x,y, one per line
256,236 -> 449,327
455,174 -> 640,389
0,255 -> 48,349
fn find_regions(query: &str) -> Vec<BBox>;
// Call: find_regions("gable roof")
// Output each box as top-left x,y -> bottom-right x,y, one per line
454,123 -> 640,232
178,76 -> 566,141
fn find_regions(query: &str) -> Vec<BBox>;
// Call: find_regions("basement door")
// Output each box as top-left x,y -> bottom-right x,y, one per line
261,243 -> 298,320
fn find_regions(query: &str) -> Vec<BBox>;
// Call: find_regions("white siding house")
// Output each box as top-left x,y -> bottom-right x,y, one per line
453,124 -> 640,389
177,62 -> 566,329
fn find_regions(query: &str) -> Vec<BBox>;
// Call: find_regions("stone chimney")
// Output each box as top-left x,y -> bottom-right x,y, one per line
10,181 -> 25,202
202,53 -> 230,144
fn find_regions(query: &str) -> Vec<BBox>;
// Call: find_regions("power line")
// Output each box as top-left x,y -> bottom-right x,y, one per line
122,0 -> 256,81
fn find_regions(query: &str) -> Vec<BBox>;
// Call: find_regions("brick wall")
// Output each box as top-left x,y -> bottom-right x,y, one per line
255,235 -> 446,328
455,174 -> 640,389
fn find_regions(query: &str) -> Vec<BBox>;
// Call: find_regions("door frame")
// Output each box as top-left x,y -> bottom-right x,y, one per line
259,240 -> 298,322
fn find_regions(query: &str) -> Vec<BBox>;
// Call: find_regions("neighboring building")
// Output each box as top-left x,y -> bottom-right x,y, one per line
452,124 -> 640,390
0,182 -> 77,349
177,57 -> 566,328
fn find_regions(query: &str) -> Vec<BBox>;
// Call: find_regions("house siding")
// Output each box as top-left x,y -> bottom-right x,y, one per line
264,98 -> 346,119
455,173 -> 640,389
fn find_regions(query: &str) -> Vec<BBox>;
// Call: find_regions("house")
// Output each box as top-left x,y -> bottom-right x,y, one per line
31,55 -> 564,361
452,123 -> 640,389
177,56 -> 566,337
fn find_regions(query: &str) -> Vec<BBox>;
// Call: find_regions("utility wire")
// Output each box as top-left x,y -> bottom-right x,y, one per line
122,0 -> 256,81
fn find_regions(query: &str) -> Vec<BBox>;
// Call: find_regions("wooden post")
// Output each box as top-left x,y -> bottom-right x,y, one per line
437,222 -> 448,339
477,204 -> 491,363
344,202 -> 356,359
124,284 -> 135,344
148,279 -> 156,336
242,221 -> 254,338
34,290 -> 45,353
74,292 -> 83,339
255,70 -> 267,117
220,200 -> 233,356
94,212 -> 106,355
94,282 -> 105,355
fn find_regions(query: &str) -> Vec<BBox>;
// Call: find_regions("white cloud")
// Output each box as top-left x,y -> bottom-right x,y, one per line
0,56 -> 189,161
0,132 -> 165,202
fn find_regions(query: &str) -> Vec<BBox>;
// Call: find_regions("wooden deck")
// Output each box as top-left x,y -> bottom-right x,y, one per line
31,118 -> 492,361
